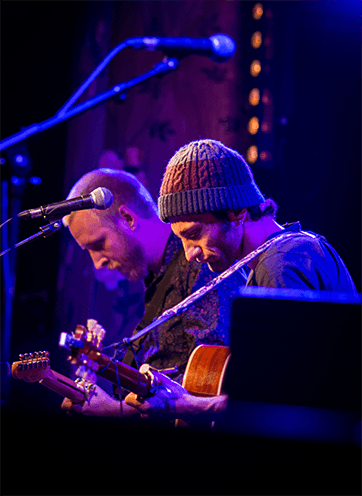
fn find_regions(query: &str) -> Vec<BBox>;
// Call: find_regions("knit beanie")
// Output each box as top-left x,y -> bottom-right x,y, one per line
158,139 -> 265,222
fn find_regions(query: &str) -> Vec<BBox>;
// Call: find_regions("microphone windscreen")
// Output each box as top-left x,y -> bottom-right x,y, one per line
92,187 -> 113,209
210,34 -> 236,62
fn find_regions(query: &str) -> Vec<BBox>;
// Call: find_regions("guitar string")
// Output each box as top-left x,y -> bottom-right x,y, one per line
113,355 -> 123,419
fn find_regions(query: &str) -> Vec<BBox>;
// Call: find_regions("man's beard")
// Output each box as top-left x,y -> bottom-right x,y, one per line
118,236 -> 149,282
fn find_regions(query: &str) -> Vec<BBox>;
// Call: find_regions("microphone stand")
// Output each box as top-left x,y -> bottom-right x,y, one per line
0,57 -> 179,151
1,180 -> 15,408
0,220 -> 62,258
1,149 -> 34,407
0,40 -> 179,410
1,218 -> 61,406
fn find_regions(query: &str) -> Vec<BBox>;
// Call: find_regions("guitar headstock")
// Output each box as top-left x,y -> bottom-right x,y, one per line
59,319 -> 106,383
12,351 -> 50,383
75,319 -> 106,350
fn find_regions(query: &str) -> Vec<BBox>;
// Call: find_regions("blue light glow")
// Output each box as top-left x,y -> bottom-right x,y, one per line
224,400 -> 361,445
14,154 -> 28,166
30,176 -> 42,185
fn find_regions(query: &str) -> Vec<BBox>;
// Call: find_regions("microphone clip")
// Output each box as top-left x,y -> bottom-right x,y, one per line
39,220 -> 62,237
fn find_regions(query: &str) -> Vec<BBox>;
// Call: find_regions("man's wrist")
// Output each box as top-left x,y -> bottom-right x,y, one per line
183,394 -> 228,419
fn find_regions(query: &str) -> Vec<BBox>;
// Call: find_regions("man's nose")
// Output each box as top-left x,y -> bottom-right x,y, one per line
90,251 -> 108,270
184,244 -> 203,263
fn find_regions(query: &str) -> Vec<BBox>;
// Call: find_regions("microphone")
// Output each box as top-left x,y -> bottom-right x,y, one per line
126,34 -> 236,62
18,187 -> 113,220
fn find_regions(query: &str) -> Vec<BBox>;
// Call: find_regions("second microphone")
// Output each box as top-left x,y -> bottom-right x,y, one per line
18,187 -> 113,220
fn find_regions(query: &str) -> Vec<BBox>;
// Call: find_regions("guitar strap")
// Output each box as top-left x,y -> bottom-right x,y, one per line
121,229 -> 321,354
122,247 -> 185,368
121,229 -> 314,369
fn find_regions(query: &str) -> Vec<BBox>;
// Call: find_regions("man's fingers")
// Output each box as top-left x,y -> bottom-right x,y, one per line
124,392 -> 144,409
61,397 -> 73,411
61,397 -> 84,414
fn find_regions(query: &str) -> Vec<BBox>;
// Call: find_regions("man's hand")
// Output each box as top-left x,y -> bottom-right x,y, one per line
125,365 -> 228,420
61,384 -> 137,418
125,370 -> 189,420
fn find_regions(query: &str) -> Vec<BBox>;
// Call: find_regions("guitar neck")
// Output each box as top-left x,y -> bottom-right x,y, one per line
60,331 -> 152,396
61,328 -> 230,402
12,343 -> 151,403
40,369 -> 86,403
86,349 -> 151,397
11,358 -> 86,404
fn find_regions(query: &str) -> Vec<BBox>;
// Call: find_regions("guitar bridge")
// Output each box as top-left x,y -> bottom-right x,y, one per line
75,378 -> 96,401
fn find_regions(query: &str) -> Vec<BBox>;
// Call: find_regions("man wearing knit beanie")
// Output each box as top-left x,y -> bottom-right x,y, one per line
158,139 -> 357,291
126,139 -> 357,421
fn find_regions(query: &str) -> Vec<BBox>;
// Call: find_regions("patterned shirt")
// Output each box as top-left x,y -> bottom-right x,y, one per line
128,233 -> 247,379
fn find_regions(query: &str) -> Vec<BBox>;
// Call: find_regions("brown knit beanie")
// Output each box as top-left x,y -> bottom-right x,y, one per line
158,139 -> 265,222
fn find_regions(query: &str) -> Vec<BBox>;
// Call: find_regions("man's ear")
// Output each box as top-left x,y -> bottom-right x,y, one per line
227,209 -> 248,226
118,205 -> 138,230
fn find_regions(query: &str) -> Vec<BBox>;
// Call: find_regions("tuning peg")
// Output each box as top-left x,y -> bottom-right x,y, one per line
87,319 -> 98,331
19,354 -> 24,361
74,325 -> 86,340
86,319 -> 106,348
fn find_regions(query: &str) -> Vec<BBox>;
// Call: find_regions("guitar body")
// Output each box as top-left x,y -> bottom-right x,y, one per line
175,345 -> 231,428
182,344 -> 231,397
